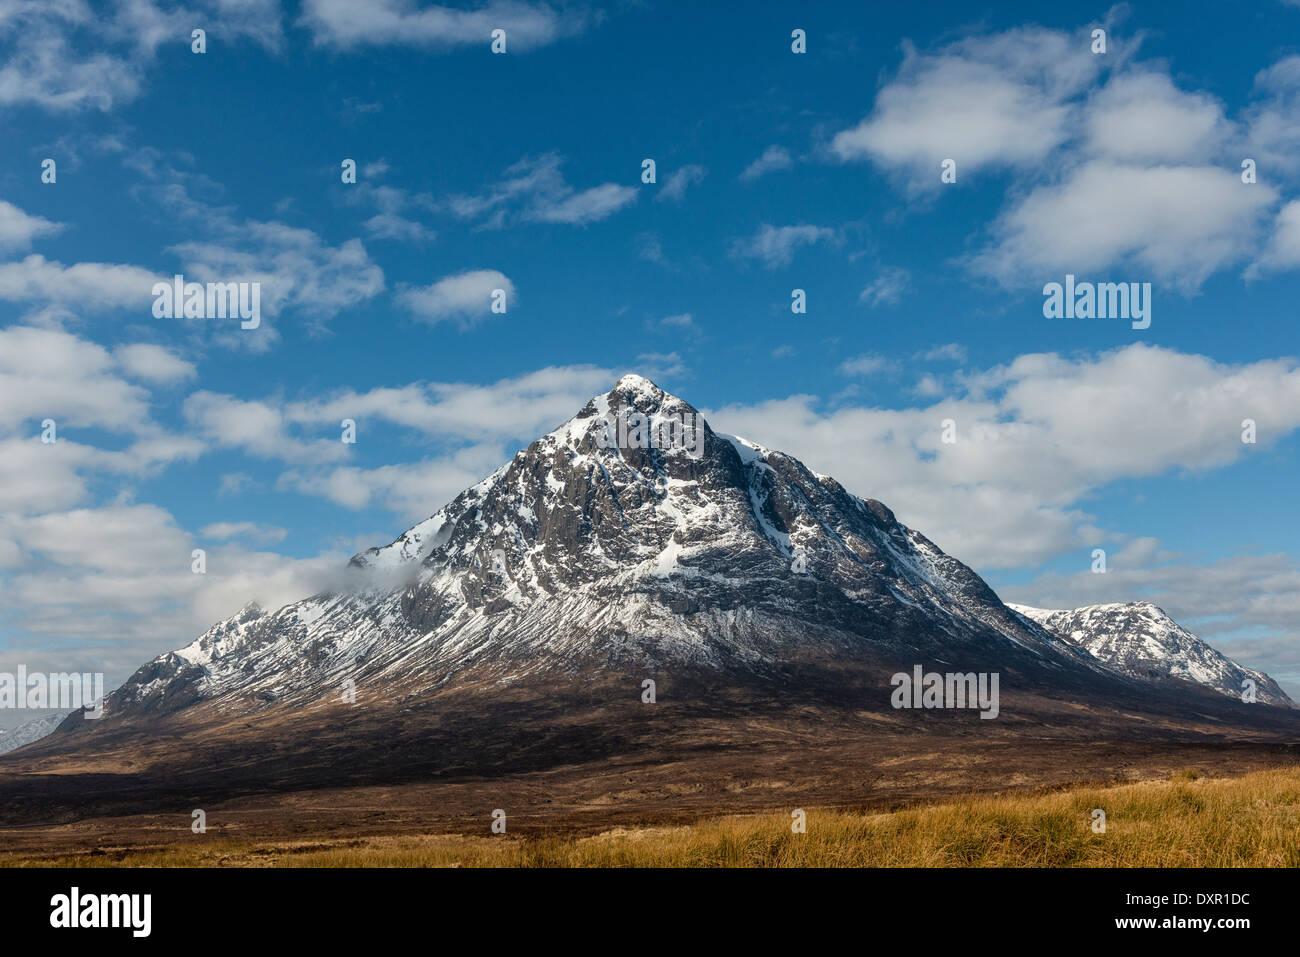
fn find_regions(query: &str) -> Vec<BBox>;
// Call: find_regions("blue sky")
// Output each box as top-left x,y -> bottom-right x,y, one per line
2,0 -> 1300,714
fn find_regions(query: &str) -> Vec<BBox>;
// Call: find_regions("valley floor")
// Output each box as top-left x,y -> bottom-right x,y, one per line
3,760 -> 1298,867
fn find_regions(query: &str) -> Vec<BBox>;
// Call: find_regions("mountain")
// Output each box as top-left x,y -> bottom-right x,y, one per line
1009,602 -> 1293,707
9,376 -> 1297,819
0,711 -> 71,755
89,374 -> 1117,725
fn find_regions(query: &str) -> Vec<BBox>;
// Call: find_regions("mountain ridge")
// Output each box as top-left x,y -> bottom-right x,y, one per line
1009,601 -> 1292,707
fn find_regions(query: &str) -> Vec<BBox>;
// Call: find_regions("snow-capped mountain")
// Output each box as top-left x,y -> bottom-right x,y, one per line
94,374 -> 1112,725
0,711 -> 71,755
1009,602 -> 1292,707
40,373 -> 1292,758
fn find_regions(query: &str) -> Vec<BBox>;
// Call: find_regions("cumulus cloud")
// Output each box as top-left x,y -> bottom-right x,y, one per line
1244,55 -> 1300,177
829,22 -> 1300,290
1084,71 -> 1230,162
398,269 -> 514,326
1250,199 -> 1300,274
279,445 -> 507,517
0,326 -> 187,438
170,222 -> 385,327
0,200 -> 62,250
968,162 -> 1276,290
284,364 -> 614,443
114,343 -> 197,384
0,254 -> 160,311
830,27 -> 1111,182
183,392 -> 350,465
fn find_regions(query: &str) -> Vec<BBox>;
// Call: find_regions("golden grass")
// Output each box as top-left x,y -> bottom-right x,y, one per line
9,765 -> 1300,867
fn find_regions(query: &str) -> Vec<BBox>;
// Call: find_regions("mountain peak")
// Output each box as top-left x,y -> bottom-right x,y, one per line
598,373 -> 699,421
1013,601 -> 1292,706
611,373 -> 664,396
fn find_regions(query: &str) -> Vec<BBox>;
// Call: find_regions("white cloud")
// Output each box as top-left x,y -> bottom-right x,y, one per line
912,374 -> 944,398
658,313 -> 695,330
114,343 -> 197,384
299,0 -> 581,52
0,24 -> 140,112
398,268 -> 514,326
1084,71 -> 1230,162
1251,198 -> 1300,274
279,445 -> 506,517
348,182 -> 437,242
0,501 -> 347,687
183,392 -> 349,465
837,354 -> 893,377
0,325 -> 152,434
0,254 -> 159,310
449,153 -> 636,228
858,265 -> 910,307
0,199 -> 62,250
740,146 -> 793,183
731,224 -> 837,268
1245,55 -> 1300,177
17,503 -> 190,574
917,343 -> 967,362
831,27 -> 1108,182
656,164 -> 706,203
635,351 -> 686,380
533,182 -> 636,224
0,331 -> 202,517
0,0 -> 282,112
284,364 -> 614,443
199,520 -> 288,545
171,222 -> 385,326
828,24 -> 1299,292
969,162 -> 1277,290
363,212 -> 436,242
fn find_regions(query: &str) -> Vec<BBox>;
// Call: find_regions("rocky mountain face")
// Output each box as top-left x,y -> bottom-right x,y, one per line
1009,602 -> 1293,707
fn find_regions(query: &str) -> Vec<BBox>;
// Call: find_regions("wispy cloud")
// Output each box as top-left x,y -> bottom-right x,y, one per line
731,224 -> 837,268
299,0 -> 588,52
449,153 -> 637,228
858,266 -> 911,307
740,146 -> 793,183
656,164 -> 706,203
